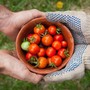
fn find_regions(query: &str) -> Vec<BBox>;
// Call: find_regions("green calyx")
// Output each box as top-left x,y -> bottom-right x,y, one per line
56,28 -> 61,34
28,56 -> 39,67
49,63 -> 57,68
30,37 -> 35,43
64,49 -> 70,57
36,23 -> 42,29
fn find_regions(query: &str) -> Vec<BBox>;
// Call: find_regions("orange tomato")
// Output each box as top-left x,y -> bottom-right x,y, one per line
48,25 -> 56,35
42,34 -> 53,46
28,44 -> 40,54
52,41 -> 62,50
38,57 -> 48,69
30,34 -> 40,44
34,24 -> 45,35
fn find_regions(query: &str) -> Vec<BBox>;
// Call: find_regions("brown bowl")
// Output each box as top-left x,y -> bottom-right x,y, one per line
16,17 -> 74,74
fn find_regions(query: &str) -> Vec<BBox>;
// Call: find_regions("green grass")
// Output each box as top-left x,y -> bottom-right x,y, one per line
0,0 -> 90,90
0,70 -> 90,90
0,0 -> 90,12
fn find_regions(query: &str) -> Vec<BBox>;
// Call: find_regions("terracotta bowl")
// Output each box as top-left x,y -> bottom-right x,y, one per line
16,17 -> 74,74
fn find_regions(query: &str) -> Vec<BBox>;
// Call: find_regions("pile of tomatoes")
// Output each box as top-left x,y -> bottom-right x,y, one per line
21,24 -> 69,69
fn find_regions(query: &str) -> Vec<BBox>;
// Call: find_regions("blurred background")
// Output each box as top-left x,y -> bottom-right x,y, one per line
0,0 -> 90,90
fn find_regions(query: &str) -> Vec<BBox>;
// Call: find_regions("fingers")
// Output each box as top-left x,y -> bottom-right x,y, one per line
0,51 -> 43,84
29,9 -> 46,18
13,9 -> 45,28
5,9 -> 46,41
22,71 -> 43,84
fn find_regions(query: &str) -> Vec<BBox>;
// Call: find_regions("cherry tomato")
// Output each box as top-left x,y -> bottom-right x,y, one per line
46,47 -> 56,57
51,55 -> 62,67
38,48 -> 46,57
61,41 -> 68,48
21,40 -> 30,51
42,34 -> 53,46
27,34 -> 33,41
28,43 -> 40,54
48,25 -> 56,35
52,41 -> 62,50
30,34 -> 40,44
54,34 -> 64,42
38,57 -> 48,68
58,48 -> 66,59
25,52 -> 33,60
34,24 -> 45,35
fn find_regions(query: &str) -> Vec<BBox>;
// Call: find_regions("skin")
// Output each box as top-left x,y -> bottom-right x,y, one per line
0,5 -> 45,84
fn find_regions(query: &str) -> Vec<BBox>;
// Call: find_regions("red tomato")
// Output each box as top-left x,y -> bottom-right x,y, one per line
38,57 -> 48,68
54,34 -> 64,42
48,25 -> 56,35
28,44 -> 40,54
27,34 -> 33,41
46,47 -> 56,57
51,55 -> 62,67
58,48 -> 66,59
38,48 -> 46,57
34,24 -> 45,35
52,41 -> 62,50
61,41 -> 68,48
42,34 -> 53,46
30,34 -> 40,44
25,52 -> 33,60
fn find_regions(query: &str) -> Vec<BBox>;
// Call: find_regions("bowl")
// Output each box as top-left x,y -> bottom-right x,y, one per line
16,17 -> 74,74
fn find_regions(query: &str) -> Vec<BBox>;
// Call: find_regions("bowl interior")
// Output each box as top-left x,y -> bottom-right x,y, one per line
16,17 -> 74,74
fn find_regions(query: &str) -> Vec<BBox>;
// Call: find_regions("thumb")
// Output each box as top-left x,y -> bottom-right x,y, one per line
13,9 -> 46,28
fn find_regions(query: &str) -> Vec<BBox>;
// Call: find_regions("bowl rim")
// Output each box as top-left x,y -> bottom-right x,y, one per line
16,17 -> 74,74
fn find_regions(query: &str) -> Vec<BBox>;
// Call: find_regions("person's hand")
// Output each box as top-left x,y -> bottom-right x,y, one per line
43,11 -> 90,82
0,50 -> 43,84
0,5 -> 45,84
0,5 -> 45,41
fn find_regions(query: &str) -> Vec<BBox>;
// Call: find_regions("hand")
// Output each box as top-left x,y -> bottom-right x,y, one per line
43,11 -> 90,82
0,50 -> 43,84
0,5 -> 45,84
0,5 -> 45,41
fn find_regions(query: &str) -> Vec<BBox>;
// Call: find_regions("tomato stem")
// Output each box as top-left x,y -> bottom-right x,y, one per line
64,49 -> 70,57
28,56 -> 38,64
49,63 -> 57,68
40,30 -> 48,37
36,23 -> 42,29
23,38 -> 28,42
30,37 -> 35,43
56,28 -> 61,34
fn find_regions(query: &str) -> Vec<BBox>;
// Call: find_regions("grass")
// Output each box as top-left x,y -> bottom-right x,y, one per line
0,0 -> 90,90
0,70 -> 90,90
